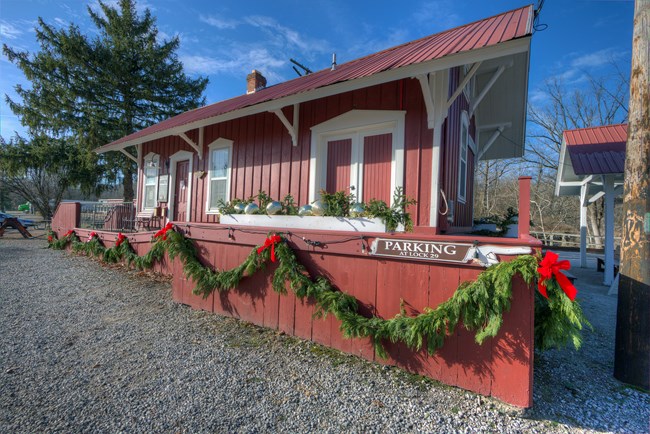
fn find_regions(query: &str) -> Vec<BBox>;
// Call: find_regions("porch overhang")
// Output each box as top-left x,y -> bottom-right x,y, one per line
95,37 -> 531,156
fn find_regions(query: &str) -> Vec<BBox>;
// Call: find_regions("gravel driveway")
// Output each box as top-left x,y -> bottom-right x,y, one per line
1,238 -> 648,433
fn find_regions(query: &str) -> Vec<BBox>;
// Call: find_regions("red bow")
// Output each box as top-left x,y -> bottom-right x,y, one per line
116,233 -> 126,247
257,234 -> 282,262
537,251 -> 577,301
87,231 -> 97,242
154,222 -> 174,240
64,230 -> 74,238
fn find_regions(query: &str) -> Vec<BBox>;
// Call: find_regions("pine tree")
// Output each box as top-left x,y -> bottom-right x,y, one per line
3,0 -> 208,202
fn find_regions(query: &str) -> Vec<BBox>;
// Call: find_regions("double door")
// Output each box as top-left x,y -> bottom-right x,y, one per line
324,131 -> 393,204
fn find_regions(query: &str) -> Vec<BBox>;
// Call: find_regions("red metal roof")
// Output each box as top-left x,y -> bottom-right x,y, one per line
564,124 -> 627,175
97,5 -> 533,152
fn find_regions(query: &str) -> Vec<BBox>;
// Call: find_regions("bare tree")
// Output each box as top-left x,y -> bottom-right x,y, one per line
525,69 -> 629,245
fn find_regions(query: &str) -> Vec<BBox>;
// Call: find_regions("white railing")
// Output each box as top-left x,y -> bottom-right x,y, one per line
529,230 -> 620,250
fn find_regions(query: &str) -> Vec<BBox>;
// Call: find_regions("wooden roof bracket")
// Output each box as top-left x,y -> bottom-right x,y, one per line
446,61 -> 482,110
270,104 -> 299,146
178,128 -> 204,160
416,74 -> 436,129
470,59 -> 513,117
120,148 -> 138,164
477,123 -> 510,160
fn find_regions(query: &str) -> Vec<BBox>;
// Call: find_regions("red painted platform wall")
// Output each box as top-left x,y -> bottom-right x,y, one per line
68,224 -> 537,408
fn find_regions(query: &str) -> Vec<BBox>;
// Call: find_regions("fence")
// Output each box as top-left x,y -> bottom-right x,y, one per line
530,230 -> 620,250
78,202 -> 136,232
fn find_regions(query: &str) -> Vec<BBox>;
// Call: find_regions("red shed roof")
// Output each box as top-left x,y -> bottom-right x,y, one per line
97,5 -> 533,153
564,124 -> 627,175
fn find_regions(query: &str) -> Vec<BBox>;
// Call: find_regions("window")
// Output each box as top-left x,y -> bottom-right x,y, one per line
458,112 -> 469,203
206,138 -> 233,213
142,153 -> 160,210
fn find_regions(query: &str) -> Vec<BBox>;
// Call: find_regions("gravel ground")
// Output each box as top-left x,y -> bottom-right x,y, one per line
1,237 -> 648,433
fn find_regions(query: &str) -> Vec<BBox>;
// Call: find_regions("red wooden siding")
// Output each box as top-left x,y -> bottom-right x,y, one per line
362,133 -> 392,203
326,139 -> 352,194
439,67 -> 475,230
65,225 -> 537,407
140,77 -> 449,229
51,202 -> 80,236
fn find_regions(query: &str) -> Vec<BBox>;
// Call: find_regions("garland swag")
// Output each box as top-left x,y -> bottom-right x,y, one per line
48,228 -> 590,357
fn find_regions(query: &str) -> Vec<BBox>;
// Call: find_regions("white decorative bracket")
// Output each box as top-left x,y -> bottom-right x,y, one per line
589,191 -> 606,204
477,122 -> 511,160
463,245 -> 533,267
470,60 -> 513,117
416,74 -> 436,129
120,148 -> 138,164
271,104 -> 299,146
446,61 -> 482,110
178,131 -> 203,160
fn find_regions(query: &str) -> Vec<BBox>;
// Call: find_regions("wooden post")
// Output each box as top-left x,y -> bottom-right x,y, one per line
603,175 -> 615,286
580,183 -> 588,267
614,0 -> 650,391
518,176 -> 531,239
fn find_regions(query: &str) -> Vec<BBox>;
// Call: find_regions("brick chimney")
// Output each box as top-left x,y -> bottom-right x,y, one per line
246,69 -> 267,94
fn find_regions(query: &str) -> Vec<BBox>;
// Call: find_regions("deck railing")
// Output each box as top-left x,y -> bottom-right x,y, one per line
529,230 -> 620,250
79,201 -> 136,232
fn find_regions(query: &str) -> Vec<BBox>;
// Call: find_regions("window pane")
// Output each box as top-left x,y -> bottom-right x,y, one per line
144,185 -> 156,208
210,179 -> 226,207
461,125 -> 468,160
145,167 -> 158,183
211,148 -> 229,178
459,162 -> 466,199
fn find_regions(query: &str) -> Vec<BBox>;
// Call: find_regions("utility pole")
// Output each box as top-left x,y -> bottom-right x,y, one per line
614,0 -> 650,391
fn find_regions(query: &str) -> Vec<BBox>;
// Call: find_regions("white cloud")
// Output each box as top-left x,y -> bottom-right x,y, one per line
199,15 -> 238,30
570,48 -> 621,69
244,15 -> 330,55
180,48 -> 285,82
0,20 -> 22,40
546,48 -> 628,85
54,18 -> 68,27
347,27 -> 410,58
414,1 -> 461,32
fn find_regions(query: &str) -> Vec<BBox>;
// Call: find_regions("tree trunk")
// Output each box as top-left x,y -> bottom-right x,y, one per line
614,0 -> 650,391
587,201 -> 604,249
123,165 -> 135,203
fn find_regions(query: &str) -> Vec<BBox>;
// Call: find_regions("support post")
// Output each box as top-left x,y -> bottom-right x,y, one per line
518,176 -> 531,239
429,71 -> 449,231
603,175 -> 615,286
580,183 -> 588,268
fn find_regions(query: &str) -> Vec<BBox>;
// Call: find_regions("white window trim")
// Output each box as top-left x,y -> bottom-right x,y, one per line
458,111 -> 470,204
142,152 -> 160,211
168,150 -> 194,223
205,138 -> 234,214
309,109 -> 405,206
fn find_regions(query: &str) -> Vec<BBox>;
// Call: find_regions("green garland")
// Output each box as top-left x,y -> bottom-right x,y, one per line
48,229 -> 590,357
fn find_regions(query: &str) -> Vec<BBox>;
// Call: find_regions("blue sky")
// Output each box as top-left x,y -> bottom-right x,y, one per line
0,0 -> 634,140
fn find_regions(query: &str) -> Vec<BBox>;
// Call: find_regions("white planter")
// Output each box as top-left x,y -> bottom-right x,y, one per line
219,214 -> 404,233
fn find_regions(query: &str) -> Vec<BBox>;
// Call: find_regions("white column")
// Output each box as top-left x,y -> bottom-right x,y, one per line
429,71 -> 449,230
603,175 -> 615,286
579,183 -> 588,268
